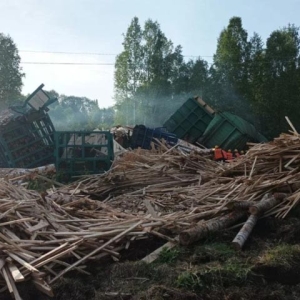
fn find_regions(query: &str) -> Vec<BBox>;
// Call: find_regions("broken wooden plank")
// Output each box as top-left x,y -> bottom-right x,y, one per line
8,263 -> 25,282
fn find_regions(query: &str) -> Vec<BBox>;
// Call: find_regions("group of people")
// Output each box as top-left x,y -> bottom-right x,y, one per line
213,145 -> 245,162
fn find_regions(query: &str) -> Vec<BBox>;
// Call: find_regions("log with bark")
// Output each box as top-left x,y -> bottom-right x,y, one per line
179,211 -> 246,245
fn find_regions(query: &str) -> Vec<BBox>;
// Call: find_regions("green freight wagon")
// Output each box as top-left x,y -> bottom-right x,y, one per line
0,84 -> 57,168
54,131 -> 114,181
198,112 -> 268,150
163,96 -> 215,143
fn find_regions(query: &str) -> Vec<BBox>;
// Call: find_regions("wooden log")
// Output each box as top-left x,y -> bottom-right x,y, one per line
8,263 -> 25,282
26,220 -> 48,233
0,259 -> 5,270
2,266 -> 22,300
226,201 -> 256,210
32,279 -> 54,297
285,116 -> 299,135
5,252 -> 39,273
179,211 -> 246,245
232,214 -> 258,250
1,267 -> 13,295
49,220 -> 143,284
143,199 -> 157,218
277,182 -> 300,193
249,193 -> 287,215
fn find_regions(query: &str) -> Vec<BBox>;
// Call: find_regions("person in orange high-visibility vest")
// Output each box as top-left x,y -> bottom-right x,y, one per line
222,149 -> 228,160
234,149 -> 240,158
214,145 -> 226,162
226,149 -> 233,160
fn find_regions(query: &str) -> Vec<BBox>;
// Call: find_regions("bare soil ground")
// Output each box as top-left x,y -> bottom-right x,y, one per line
4,211 -> 300,300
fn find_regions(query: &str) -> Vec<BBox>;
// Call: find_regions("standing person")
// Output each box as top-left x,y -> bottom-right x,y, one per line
226,149 -> 233,160
234,149 -> 240,158
213,145 -> 227,162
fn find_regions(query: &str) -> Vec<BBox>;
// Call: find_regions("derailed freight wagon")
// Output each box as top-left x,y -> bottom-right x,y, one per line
0,84 -> 57,168
54,130 -> 114,181
164,96 -> 267,150
198,112 -> 268,150
163,96 -> 215,143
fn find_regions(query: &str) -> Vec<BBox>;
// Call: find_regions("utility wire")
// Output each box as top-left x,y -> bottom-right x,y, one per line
19,49 -> 208,58
20,50 -> 117,56
20,61 -> 216,66
20,60 -> 297,66
21,62 -> 115,65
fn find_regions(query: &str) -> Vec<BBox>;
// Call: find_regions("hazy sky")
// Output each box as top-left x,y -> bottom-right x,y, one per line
0,0 -> 299,107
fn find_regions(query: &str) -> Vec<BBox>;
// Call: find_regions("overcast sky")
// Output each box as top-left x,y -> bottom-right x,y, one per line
0,0 -> 299,107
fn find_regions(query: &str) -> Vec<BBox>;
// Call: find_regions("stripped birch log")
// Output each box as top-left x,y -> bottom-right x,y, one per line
232,214 -> 258,250
249,193 -> 287,215
179,211 -> 246,245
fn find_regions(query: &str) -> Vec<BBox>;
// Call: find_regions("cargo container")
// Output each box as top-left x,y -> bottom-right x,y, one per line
54,131 -> 114,180
163,96 -> 215,143
198,112 -> 267,150
0,84 -> 56,168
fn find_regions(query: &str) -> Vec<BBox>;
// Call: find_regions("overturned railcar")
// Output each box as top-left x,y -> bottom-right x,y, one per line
0,84 -> 57,168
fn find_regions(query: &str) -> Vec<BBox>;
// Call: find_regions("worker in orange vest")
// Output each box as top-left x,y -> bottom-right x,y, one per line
222,148 -> 228,160
213,145 -> 227,162
234,149 -> 240,158
226,149 -> 233,160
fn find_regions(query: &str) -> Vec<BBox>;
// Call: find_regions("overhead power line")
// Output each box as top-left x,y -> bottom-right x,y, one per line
20,55 -> 299,66
19,49 -> 210,58
20,50 -> 117,56
20,61 -> 217,66
21,62 -> 115,65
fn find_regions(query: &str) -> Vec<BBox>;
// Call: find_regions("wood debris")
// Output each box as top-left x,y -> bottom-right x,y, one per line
2,129 -> 300,297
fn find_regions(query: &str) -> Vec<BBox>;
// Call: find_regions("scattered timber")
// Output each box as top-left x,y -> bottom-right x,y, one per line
1,128 -> 300,298
179,211 -> 246,245
232,214 -> 259,250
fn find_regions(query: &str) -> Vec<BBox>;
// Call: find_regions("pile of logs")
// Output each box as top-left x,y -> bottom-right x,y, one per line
3,126 -> 300,298
0,180 -> 156,299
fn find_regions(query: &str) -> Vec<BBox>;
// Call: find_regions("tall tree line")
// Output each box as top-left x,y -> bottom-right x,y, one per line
114,17 -> 207,126
46,91 -> 115,131
114,17 -> 300,139
0,33 -> 24,109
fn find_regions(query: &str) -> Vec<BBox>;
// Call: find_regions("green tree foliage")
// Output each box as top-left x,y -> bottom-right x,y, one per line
259,25 -> 300,137
48,92 -> 115,130
0,33 -> 24,108
210,17 -> 252,116
114,17 -> 210,127
114,16 -> 300,139
114,17 -> 143,124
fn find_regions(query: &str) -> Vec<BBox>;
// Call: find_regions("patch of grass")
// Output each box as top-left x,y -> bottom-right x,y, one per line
102,261 -> 178,293
157,247 -> 180,264
220,259 -> 252,280
193,242 -> 236,263
27,178 -> 50,192
133,285 -> 200,300
176,271 -> 203,291
26,174 -> 59,192
258,244 -> 300,269
53,277 -> 95,300
199,258 -> 252,287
